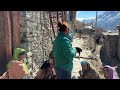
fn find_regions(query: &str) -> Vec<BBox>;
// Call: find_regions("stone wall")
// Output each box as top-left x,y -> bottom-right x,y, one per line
19,11 -> 76,78
20,11 -> 28,50
81,29 -> 93,35
118,29 -> 120,60
20,11 -> 53,77
118,36 -> 120,59
103,33 -> 118,58
88,36 -> 96,51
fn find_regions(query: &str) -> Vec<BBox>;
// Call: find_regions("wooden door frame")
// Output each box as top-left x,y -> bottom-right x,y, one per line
0,11 -> 20,75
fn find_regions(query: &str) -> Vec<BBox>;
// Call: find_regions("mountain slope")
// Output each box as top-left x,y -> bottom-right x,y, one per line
82,11 -> 120,30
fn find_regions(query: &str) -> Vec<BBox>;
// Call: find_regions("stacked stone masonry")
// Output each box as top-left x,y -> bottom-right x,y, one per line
20,11 -> 53,77
103,34 -> 118,59
118,30 -> 120,60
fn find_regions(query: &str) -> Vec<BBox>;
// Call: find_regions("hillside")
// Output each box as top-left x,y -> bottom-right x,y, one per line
82,11 -> 120,30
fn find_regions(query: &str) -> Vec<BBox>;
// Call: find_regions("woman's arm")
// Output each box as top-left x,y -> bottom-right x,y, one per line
51,68 -> 57,79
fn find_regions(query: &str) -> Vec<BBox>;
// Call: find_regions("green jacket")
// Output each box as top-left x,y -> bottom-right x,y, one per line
53,32 -> 76,72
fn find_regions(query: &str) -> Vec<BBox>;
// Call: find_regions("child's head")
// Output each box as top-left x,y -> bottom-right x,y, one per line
19,51 -> 26,60
81,60 -> 90,70
41,60 -> 54,73
13,48 -> 26,61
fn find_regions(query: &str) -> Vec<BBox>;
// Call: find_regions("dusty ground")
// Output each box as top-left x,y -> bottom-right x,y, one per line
28,37 -> 105,79
72,37 -> 104,79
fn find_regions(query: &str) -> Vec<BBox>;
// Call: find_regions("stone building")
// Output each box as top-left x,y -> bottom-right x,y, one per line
0,11 -> 76,76
102,32 -> 118,59
100,26 -> 120,66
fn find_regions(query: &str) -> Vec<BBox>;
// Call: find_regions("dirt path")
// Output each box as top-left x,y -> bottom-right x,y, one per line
72,38 -> 104,79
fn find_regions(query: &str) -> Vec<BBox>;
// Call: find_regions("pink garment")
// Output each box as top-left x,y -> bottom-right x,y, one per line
103,65 -> 119,79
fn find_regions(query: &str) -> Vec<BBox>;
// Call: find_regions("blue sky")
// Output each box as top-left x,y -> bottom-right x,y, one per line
76,11 -> 105,21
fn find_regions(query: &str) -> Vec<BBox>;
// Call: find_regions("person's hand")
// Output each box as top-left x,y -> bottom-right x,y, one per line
79,70 -> 85,79
79,70 -> 83,76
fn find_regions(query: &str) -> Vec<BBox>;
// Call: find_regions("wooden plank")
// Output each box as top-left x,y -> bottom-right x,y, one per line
0,12 -> 6,71
64,11 -> 67,22
5,11 -> 12,62
0,11 -> 12,75
10,11 -> 20,50
0,12 -> 5,44
57,11 -> 59,21
0,12 -> 7,71
62,11 -> 65,22
0,44 -> 8,75
49,12 -> 56,38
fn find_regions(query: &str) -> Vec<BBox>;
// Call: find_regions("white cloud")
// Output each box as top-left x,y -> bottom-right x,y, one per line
76,18 -> 85,22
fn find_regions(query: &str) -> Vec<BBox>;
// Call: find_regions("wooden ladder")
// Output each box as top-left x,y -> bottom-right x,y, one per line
48,11 -> 67,39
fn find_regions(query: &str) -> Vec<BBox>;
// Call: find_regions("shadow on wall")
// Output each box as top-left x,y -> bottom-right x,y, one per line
100,46 -> 120,67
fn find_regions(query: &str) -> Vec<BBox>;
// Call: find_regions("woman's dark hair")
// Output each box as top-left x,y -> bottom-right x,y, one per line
41,60 -> 51,69
58,21 -> 67,32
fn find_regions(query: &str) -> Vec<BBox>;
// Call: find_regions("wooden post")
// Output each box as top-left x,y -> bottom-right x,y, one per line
49,12 -> 56,38
0,11 -> 12,75
0,11 -> 20,75
64,11 -> 67,22
10,11 -> 20,51
62,11 -> 64,22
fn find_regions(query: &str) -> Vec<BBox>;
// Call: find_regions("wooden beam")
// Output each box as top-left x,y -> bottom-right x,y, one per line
57,11 -> 59,21
10,11 -> 20,51
0,11 -> 12,75
49,12 -> 56,38
5,11 -> 12,62
0,12 -> 7,75
64,11 -> 67,22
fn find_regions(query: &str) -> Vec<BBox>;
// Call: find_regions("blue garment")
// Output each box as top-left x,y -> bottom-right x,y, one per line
81,60 -> 89,65
55,68 -> 71,79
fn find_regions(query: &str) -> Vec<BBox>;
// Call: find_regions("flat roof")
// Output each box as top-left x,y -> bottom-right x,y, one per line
81,26 -> 92,30
103,32 -> 119,36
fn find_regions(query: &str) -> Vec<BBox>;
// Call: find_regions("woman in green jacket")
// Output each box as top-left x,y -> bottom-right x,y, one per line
53,21 -> 76,79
